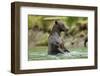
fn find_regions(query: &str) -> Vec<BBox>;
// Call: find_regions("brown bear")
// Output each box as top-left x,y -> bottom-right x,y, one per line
48,20 -> 70,55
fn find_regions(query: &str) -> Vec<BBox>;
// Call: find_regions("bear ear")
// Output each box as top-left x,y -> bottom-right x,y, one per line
55,20 -> 58,24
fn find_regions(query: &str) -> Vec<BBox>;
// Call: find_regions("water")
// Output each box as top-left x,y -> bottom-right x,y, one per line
28,47 -> 88,61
